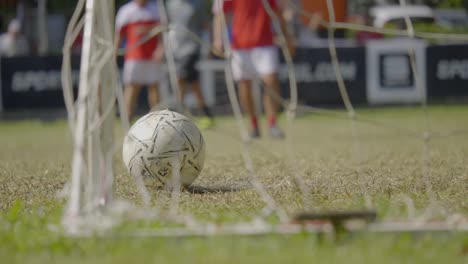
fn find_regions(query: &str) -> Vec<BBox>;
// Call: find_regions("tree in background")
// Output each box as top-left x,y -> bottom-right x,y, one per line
434,0 -> 468,11
403,0 -> 468,10
349,0 -> 468,14
47,0 -> 130,15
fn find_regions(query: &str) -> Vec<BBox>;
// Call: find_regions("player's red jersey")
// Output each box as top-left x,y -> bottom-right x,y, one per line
116,1 -> 160,60
215,0 -> 278,49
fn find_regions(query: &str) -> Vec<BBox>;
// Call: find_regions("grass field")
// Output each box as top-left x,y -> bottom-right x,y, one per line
0,105 -> 467,263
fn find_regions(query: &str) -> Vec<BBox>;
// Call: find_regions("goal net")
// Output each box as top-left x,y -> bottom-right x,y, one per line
61,0 -> 125,233
60,0 -> 468,236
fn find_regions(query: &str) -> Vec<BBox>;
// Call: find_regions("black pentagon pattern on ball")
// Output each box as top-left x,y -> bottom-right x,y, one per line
149,121 -> 161,154
129,111 -> 159,131
194,133 -> 204,160
139,156 -> 165,185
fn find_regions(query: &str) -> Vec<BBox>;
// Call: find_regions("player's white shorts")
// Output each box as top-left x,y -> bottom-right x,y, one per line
231,46 -> 279,81
123,60 -> 161,85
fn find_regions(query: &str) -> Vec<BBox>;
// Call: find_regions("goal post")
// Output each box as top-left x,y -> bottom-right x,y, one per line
62,0 -> 119,233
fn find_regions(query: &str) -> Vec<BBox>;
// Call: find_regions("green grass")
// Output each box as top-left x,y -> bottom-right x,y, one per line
0,105 -> 467,263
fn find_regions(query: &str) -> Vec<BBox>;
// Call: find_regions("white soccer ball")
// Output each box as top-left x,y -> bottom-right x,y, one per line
122,110 -> 205,189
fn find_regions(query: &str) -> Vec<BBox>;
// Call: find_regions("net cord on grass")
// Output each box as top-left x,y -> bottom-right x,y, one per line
260,0 -> 312,210
398,0 -> 440,219
61,0 -> 132,233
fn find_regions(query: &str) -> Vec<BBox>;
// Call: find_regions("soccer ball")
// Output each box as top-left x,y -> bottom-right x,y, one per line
122,110 -> 205,189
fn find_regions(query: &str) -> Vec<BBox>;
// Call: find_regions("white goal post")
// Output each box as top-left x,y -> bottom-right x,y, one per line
61,0 -> 124,234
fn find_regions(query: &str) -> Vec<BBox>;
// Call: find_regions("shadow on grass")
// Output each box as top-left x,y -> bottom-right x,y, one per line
184,184 -> 250,194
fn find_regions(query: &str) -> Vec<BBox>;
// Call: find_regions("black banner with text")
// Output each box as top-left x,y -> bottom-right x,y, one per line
279,47 -> 367,105
426,44 -> 468,98
0,56 -> 80,109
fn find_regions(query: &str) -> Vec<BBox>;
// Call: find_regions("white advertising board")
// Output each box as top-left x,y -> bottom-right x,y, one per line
366,38 -> 427,104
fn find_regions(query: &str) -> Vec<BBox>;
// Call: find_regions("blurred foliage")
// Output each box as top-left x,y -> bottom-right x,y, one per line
413,20 -> 468,33
379,21 -> 468,43
435,0 -> 468,10
348,0 -> 375,15
47,0 -> 130,14
412,22 -> 468,43
347,20 -> 468,41
349,0 -> 468,13
47,0 -> 73,13
378,0 -> 467,8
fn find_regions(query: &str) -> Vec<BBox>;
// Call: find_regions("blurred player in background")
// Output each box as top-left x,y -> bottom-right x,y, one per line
0,19 -> 29,57
166,0 -> 214,128
213,0 -> 295,139
115,0 -> 164,121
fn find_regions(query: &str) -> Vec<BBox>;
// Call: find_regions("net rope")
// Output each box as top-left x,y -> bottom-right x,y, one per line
60,0 -> 468,235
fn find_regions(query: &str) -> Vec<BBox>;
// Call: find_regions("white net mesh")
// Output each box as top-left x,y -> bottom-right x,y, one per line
61,0 -> 127,233
60,0 -> 468,236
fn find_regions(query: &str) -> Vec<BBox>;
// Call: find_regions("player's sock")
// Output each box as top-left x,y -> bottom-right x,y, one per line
248,116 -> 260,138
268,116 -> 277,128
251,116 -> 259,130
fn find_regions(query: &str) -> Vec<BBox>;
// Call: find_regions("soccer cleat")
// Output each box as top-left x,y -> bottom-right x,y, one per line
197,117 -> 215,130
269,125 -> 284,139
250,127 -> 261,139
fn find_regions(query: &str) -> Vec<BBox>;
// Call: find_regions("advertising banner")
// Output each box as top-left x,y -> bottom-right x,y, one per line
280,47 -> 367,105
1,44 -> 466,114
366,38 -> 427,105
0,56 -> 212,113
199,47 -> 367,109
426,44 -> 468,99
0,55 -> 80,110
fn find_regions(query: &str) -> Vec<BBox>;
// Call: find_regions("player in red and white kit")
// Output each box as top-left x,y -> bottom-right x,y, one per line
213,0 -> 295,138
115,0 -> 164,121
